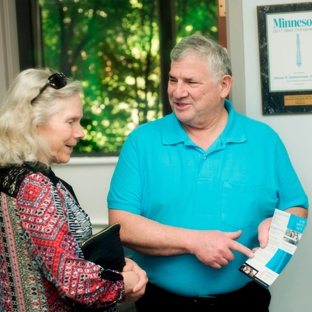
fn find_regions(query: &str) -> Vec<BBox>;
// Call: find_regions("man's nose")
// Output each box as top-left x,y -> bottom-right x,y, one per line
172,82 -> 188,98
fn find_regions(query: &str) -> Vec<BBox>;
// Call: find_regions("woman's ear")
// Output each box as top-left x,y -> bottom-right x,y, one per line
220,75 -> 232,99
36,123 -> 44,135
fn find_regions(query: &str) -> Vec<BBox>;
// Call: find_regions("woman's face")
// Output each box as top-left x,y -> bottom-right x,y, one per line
36,93 -> 85,165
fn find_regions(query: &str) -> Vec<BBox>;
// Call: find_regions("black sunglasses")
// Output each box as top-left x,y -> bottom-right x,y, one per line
31,72 -> 67,104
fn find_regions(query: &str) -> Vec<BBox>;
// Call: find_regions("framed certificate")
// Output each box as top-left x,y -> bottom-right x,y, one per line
257,2 -> 312,115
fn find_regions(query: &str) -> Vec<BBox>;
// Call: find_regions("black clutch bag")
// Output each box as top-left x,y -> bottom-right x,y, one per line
80,223 -> 126,272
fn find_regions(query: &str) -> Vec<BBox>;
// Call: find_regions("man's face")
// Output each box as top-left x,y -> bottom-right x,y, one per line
168,53 -> 227,129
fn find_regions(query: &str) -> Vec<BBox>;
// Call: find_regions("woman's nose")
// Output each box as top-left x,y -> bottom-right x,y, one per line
75,125 -> 85,139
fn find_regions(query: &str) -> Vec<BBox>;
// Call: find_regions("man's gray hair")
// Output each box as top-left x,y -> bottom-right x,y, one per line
170,34 -> 232,82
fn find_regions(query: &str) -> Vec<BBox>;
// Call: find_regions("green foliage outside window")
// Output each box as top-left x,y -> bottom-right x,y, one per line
38,0 -> 218,154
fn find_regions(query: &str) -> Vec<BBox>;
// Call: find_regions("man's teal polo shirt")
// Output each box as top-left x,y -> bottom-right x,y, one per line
107,100 -> 308,296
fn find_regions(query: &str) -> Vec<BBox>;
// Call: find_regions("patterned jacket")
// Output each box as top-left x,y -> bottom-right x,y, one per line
0,163 -> 124,312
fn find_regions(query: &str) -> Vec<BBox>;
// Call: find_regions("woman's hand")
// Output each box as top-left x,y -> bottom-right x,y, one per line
120,258 -> 148,302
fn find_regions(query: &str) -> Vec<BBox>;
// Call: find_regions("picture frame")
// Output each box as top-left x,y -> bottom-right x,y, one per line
257,2 -> 312,115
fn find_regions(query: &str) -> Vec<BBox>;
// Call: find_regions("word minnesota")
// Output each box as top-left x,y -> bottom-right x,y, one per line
274,18 -> 312,28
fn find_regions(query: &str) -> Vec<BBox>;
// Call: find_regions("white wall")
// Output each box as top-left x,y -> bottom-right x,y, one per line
227,1 -> 312,311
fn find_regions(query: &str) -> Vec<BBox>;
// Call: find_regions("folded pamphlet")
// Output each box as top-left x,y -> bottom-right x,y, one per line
239,209 -> 307,288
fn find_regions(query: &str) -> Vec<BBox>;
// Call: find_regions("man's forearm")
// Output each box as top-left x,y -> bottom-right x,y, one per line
285,206 -> 308,218
109,209 -> 192,256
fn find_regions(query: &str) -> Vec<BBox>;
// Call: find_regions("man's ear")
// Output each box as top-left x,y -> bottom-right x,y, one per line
220,75 -> 232,99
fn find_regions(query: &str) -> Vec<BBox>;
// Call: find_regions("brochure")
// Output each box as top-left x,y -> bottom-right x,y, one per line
239,209 -> 307,289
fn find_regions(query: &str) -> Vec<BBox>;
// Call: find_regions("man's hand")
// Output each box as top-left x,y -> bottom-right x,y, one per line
190,230 -> 254,269
255,207 -> 307,252
256,217 -> 272,251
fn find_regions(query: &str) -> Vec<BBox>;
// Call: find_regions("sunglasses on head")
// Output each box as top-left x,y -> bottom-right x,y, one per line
31,72 -> 67,104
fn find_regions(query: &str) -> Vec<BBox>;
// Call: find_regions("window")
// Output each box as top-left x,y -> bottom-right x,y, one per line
16,0 -> 218,155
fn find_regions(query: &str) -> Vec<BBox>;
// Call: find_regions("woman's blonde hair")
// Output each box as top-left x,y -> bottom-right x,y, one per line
0,68 -> 82,166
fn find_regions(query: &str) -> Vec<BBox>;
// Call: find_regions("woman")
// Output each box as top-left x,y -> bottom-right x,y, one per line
0,68 -> 147,311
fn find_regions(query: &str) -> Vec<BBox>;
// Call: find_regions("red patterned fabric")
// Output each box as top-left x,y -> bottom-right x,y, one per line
0,164 -> 125,311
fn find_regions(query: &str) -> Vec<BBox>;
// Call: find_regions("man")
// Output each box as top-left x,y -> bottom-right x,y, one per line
107,34 -> 308,311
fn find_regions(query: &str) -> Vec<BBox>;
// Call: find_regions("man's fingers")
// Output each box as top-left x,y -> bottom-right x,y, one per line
258,228 -> 269,248
231,241 -> 254,258
224,229 -> 242,240
222,230 -> 254,258
211,261 -> 222,269
258,218 -> 272,248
